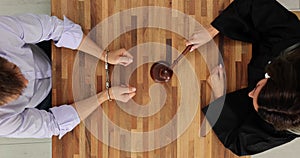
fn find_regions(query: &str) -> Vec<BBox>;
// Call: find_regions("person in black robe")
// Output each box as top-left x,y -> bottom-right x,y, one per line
186,0 -> 300,156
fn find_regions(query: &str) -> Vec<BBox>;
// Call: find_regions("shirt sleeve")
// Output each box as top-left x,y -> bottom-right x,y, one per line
211,0 -> 300,44
49,105 -> 81,139
0,105 -> 80,139
0,14 -> 83,49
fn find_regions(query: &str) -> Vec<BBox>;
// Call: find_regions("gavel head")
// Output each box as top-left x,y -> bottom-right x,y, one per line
150,61 -> 173,83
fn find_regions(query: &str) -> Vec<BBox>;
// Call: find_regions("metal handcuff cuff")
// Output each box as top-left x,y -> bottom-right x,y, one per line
104,49 -> 112,101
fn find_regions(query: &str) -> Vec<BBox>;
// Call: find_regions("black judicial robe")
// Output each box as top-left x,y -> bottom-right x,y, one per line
202,0 -> 300,156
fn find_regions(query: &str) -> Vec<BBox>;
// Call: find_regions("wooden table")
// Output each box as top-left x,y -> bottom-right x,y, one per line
51,0 -> 252,157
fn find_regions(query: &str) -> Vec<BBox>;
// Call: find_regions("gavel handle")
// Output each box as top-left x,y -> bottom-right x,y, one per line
170,45 -> 193,69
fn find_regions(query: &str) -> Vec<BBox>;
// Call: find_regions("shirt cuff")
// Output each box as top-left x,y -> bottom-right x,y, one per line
50,105 -> 80,139
54,16 -> 83,50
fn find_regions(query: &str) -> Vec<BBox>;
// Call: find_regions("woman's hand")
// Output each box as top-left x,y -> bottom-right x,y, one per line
207,64 -> 226,99
107,85 -> 136,102
186,25 -> 219,52
104,48 -> 133,66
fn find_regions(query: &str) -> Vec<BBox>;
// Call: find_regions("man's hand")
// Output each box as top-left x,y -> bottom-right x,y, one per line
105,48 -> 133,66
108,85 -> 136,102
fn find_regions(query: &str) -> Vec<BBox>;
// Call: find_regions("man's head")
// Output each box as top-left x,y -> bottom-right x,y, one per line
0,57 -> 28,105
249,48 -> 300,131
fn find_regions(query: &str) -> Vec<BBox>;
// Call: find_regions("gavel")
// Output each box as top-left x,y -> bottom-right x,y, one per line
150,45 -> 193,83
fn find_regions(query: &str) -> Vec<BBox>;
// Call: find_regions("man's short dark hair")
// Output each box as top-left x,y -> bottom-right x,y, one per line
0,57 -> 27,105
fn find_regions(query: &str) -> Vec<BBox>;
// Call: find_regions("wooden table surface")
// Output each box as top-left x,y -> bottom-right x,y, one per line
51,0 -> 254,158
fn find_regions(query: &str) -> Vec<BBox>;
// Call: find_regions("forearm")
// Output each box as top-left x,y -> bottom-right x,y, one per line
77,34 -> 105,61
206,25 -> 219,39
72,90 -> 108,121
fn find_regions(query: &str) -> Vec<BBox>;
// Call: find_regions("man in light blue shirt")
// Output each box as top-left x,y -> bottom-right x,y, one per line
0,14 -> 136,139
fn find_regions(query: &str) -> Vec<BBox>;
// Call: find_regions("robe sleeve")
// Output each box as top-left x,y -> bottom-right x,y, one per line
202,88 -> 298,156
203,1 -> 300,155
211,0 -> 300,46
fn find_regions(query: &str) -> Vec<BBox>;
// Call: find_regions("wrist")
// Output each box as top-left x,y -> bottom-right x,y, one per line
97,90 -> 111,103
106,88 -> 113,101
100,50 -> 106,61
208,25 -> 219,38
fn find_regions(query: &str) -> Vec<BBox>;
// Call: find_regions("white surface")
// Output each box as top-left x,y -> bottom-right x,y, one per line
0,0 -> 50,15
253,138 -> 300,158
278,0 -> 300,10
0,138 -> 51,158
0,138 -> 50,145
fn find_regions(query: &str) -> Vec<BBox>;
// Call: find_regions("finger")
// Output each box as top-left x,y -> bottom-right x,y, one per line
128,87 -> 136,93
121,86 -> 136,93
121,50 -> 134,59
186,38 -> 200,46
190,44 -> 201,52
121,62 -> 132,67
128,92 -> 136,99
218,64 -> 224,71
121,93 -> 136,103
118,57 -> 133,66
219,67 -> 225,81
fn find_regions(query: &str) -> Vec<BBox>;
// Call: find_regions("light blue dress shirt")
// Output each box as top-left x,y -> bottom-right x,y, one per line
0,14 -> 83,139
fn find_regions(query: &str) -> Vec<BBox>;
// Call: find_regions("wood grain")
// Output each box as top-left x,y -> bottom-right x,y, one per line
52,0 -> 300,158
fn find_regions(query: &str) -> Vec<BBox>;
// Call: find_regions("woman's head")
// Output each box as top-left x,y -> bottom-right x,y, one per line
0,57 -> 28,105
254,48 -> 300,131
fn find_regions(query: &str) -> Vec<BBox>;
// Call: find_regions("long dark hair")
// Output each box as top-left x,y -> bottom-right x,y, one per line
257,47 -> 300,131
0,57 -> 27,105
